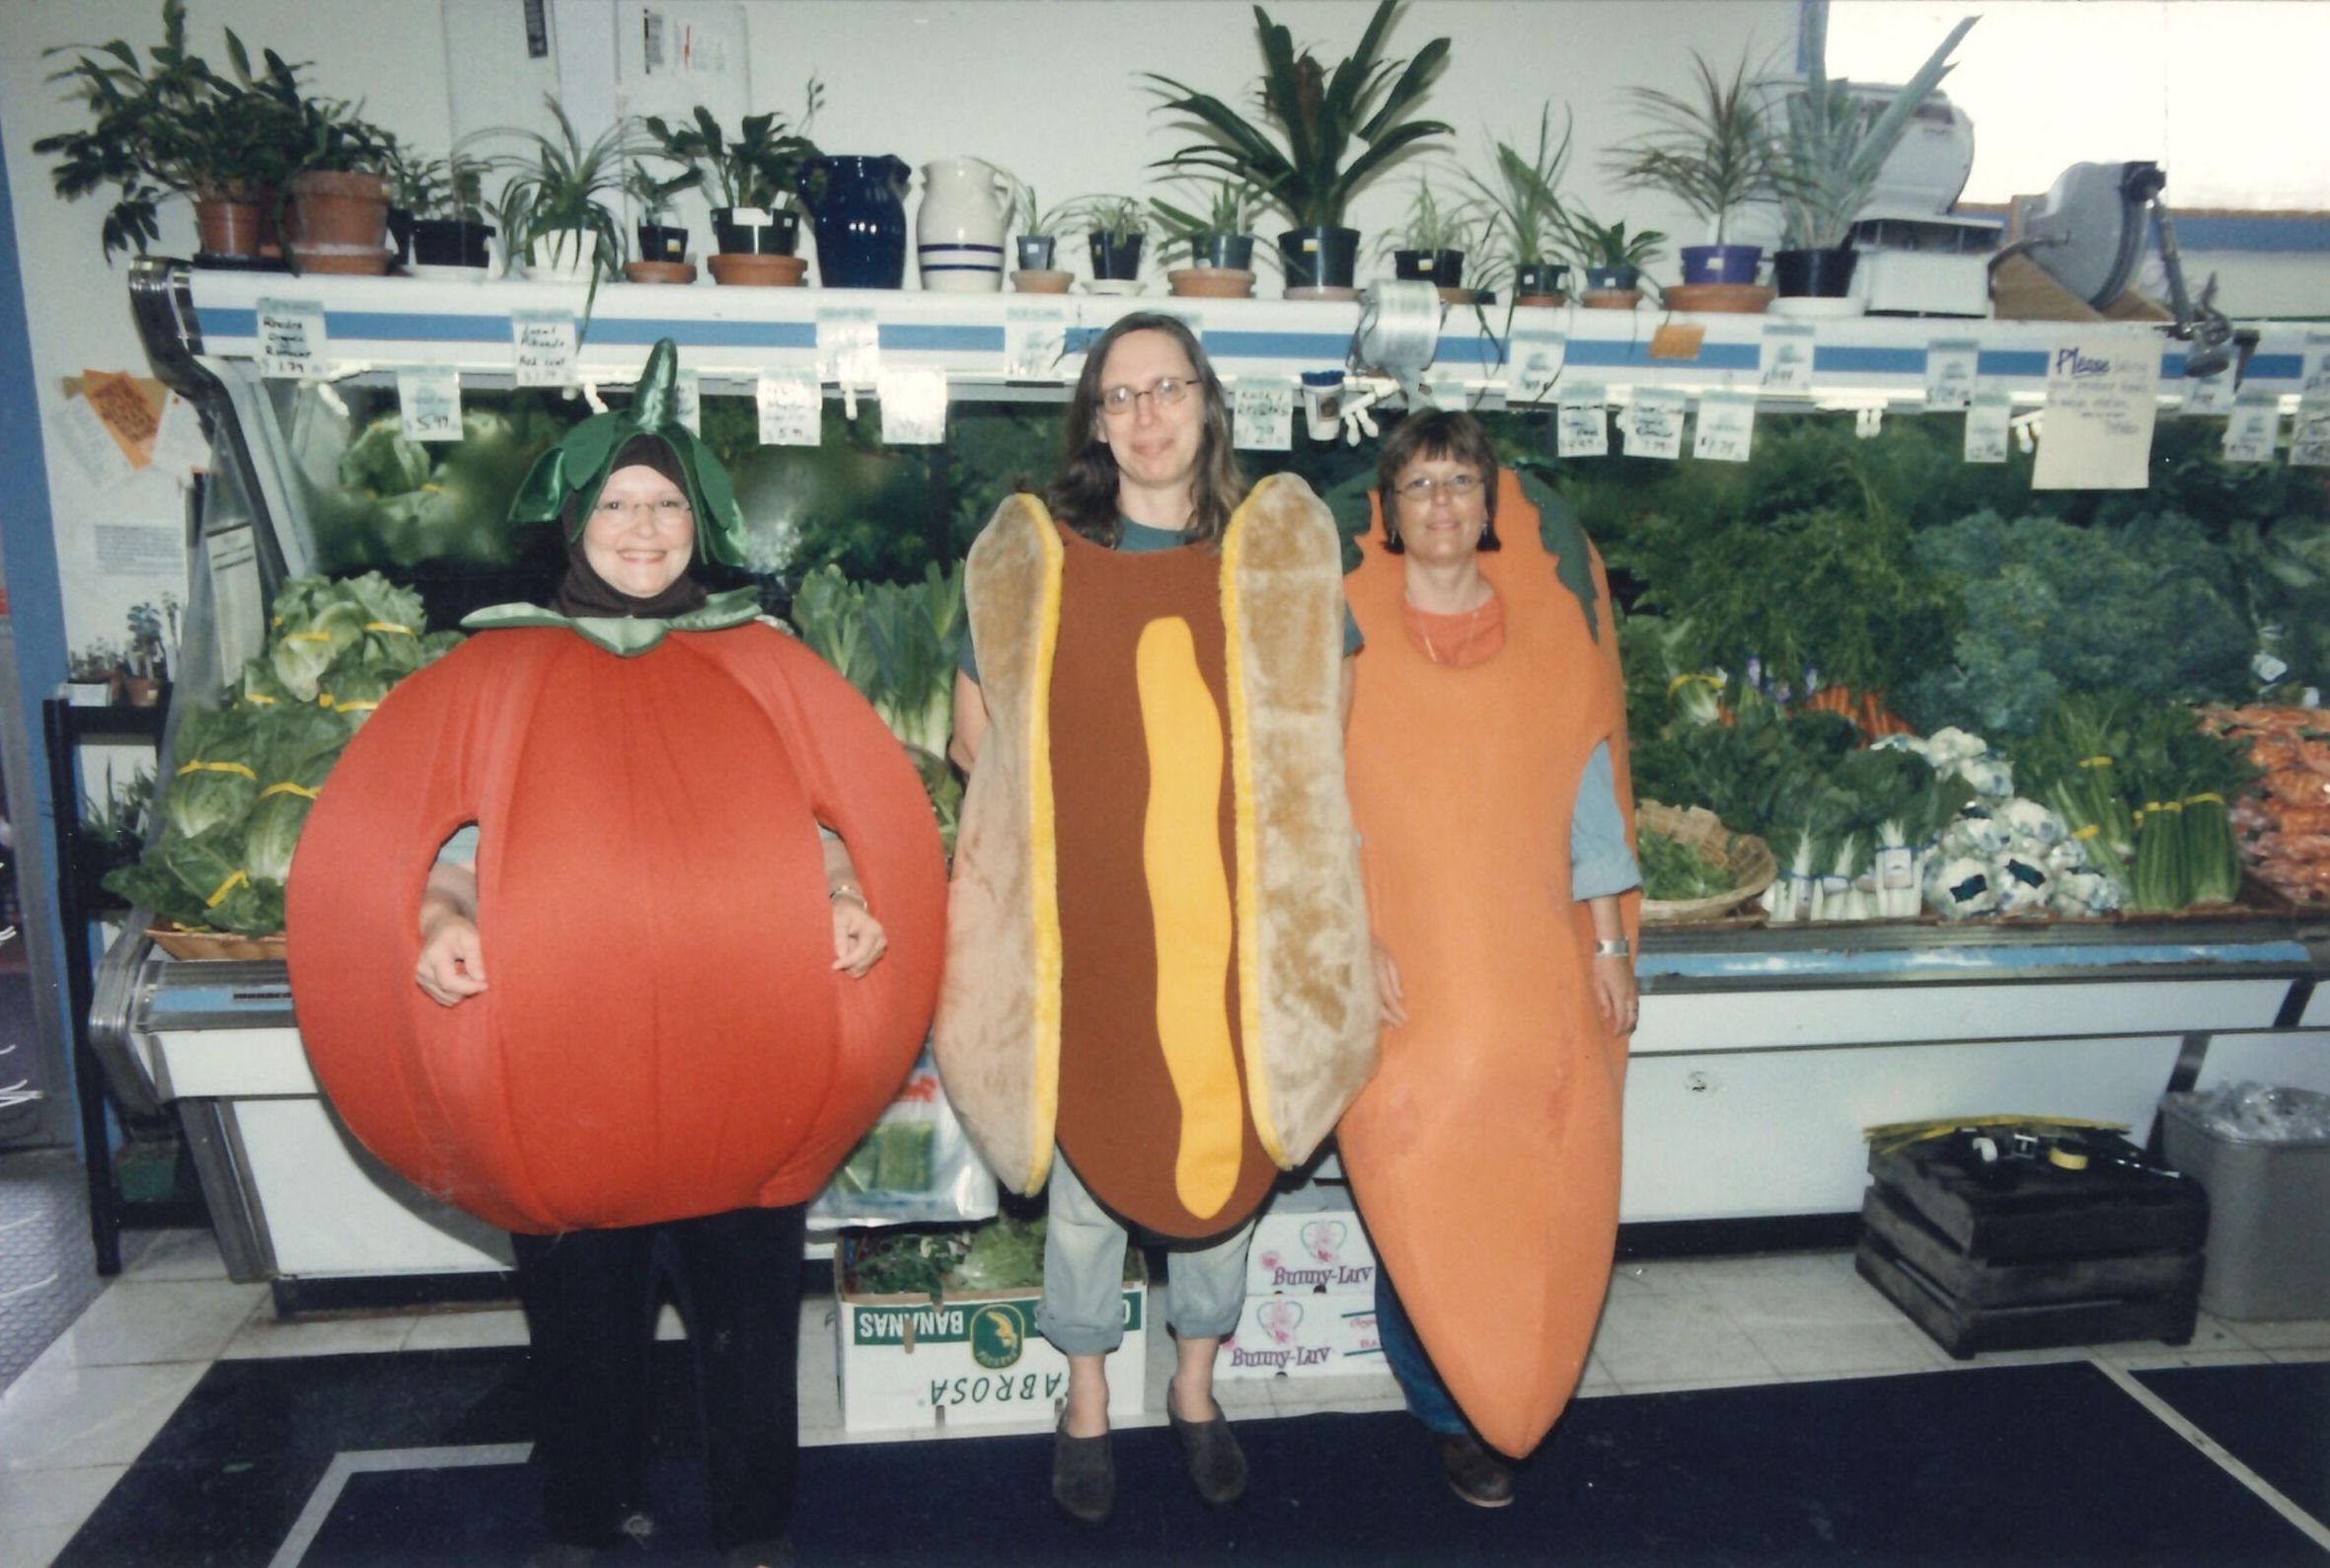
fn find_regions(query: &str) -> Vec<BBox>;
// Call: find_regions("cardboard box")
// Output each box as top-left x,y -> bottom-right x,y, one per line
1220,1290 -> 1383,1381
834,1250 -> 1147,1432
1246,1181 -> 1377,1297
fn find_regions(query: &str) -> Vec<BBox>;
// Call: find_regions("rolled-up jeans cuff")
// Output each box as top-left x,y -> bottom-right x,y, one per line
1036,1313 -> 1126,1356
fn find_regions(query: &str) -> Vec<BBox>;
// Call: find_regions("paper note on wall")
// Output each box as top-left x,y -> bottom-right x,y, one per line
2031,339 -> 2158,489
79,371 -> 162,466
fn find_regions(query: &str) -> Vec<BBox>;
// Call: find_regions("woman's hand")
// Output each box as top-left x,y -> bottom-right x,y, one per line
1592,953 -> 1638,1036
416,914 -> 488,1007
1372,934 -> 1408,1028
833,898 -> 887,978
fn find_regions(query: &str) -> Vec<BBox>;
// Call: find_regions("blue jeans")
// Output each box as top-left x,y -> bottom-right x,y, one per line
1375,1263 -> 1468,1437
1038,1151 -> 1253,1355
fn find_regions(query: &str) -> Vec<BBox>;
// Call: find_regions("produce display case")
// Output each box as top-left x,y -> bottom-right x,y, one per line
81,260 -> 2330,1286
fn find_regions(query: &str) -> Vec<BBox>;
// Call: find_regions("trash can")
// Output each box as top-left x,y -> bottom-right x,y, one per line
2158,1083 -> 2330,1321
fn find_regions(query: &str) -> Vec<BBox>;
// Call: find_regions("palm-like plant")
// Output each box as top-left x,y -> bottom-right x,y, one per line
486,97 -> 640,279
1467,107 -> 1572,268
1607,48 -> 1779,246
1773,10 -> 1978,252
1143,0 -> 1452,231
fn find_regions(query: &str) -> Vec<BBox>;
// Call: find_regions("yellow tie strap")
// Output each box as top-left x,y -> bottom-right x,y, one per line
204,868 -> 251,908
363,621 -> 413,635
2185,792 -> 2223,806
260,783 -> 319,800
177,760 -> 257,781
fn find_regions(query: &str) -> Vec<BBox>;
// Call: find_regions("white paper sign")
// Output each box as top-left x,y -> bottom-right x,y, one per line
756,371 -> 823,447
878,368 -> 950,445
2292,396 -> 2330,470
2031,339 -> 2158,489
1005,304 -> 1069,380
1618,389 -> 1686,460
817,307 -> 880,387
1925,338 -> 1979,411
397,367 -> 464,442
149,391 -> 210,482
510,311 -> 578,389
1511,328 -> 1568,405
256,297 -> 327,379
46,395 -> 134,485
1964,391 -> 2012,464
1760,325 -> 1816,396
1556,384 -> 1608,458
674,368 -> 702,436
1692,393 -> 1757,463
2180,363 -> 2238,414
2302,333 -> 2330,397
1232,381 -> 1294,451
2221,394 -> 2280,465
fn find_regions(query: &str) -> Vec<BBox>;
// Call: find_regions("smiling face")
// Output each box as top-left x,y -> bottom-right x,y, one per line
1094,328 -> 1205,506
1389,455 -> 1491,569
582,463 -> 696,598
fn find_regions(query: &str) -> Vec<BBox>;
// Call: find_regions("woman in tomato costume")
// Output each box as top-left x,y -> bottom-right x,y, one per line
286,340 -> 945,1568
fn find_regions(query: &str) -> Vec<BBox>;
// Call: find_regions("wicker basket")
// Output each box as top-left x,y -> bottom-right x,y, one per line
1638,801 -> 1777,924
146,925 -> 287,961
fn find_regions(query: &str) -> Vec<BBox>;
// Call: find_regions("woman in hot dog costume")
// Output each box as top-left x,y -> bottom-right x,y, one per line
287,341 -> 945,1567
1342,411 -> 1638,1507
940,313 -> 1375,1525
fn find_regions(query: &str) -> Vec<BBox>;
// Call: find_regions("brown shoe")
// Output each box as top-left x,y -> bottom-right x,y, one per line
1437,1432 -> 1516,1508
1052,1417 -> 1115,1524
1167,1398 -> 1248,1505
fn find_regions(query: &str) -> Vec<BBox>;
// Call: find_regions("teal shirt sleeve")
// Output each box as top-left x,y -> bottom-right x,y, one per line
1571,741 -> 1640,899
437,824 -> 480,865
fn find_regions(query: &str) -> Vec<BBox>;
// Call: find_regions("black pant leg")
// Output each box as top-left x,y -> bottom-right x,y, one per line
510,1225 -> 660,1545
664,1203 -> 808,1549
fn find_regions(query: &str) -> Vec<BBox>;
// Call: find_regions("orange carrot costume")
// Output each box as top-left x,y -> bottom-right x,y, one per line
1339,470 -> 1638,1458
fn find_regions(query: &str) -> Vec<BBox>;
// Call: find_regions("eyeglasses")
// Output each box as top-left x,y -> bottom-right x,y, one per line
1097,376 -> 1192,418
1393,473 -> 1483,503
592,495 -> 693,524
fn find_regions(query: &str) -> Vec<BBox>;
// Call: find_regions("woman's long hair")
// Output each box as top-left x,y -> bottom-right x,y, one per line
1046,312 -> 1246,547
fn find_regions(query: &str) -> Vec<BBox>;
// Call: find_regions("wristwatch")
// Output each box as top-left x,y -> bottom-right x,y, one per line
1592,936 -> 1630,958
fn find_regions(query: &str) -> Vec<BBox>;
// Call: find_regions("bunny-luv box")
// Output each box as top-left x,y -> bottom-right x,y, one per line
1219,1292 -> 1382,1380
1244,1179 -> 1379,1296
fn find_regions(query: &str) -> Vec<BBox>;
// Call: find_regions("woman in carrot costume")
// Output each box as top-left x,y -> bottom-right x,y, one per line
1340,411 -> 1639,1507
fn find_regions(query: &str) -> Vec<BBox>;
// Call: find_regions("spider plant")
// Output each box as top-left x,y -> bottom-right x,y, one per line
486,96 -> 640,282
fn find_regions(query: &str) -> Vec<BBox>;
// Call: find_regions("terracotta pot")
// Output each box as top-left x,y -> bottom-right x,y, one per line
1167,266 -> 1254,299
287,170 -> 390,274
708,253 -> 807,286
1012,268 -> 1073,293
624,260 -> 699,285
1582,289 -> 1644,311
193,196 -> 266,261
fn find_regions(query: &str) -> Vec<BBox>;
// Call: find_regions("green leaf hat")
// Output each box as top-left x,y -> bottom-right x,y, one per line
507,339 -> 750,567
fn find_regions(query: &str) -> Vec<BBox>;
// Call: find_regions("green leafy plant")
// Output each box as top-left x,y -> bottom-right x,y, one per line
485,97 -> 640,280
384,142 -> 490,222
1144,0 -> 1453,230
1773,10 -> 1977,251
1467,106 -> 1573,269
640,81 -> 822,212
1149,177 -> 1268,245
1557,206 -> 1666,274
1063,194 -> 1147,243
624,157 -> 698,226
1004,177 -> 1084,241
1607,47 -> 1780,245
1385,178 -> 1479,257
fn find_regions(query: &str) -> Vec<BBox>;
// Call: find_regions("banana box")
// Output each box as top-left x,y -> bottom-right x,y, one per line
1219,1291 -> 1384,1381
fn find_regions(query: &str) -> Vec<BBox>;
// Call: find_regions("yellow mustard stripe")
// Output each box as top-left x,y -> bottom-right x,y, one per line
1219,485 -> 1282,1165
363,621 -> 413,635
1025,502 -> 1067,1194
178,760 -> 257,780
203,868 -> 250,909
1137,618 -> 1241,1220
261,782 -> 320,799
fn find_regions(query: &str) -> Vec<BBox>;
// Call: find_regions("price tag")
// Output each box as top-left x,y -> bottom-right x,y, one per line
2302,332 -> 2330,398
1760,324 -> 1816,396
878,368 -> 950,445
2221,393 -> 2280,464
1964,390 -> 2012,463
1005,304 -> 1069,380
396,367 -> 463,442
2181,362 -> 2238,414
817,306 -> 880,387
1925,338 -> 1979,411
1617,388 -> 1685,460
674,368 -> 702,436
149,391 -> 210,482
756,370 -> 823,447
1691,392 -> 1757,463
510,310 -> 578,388
1555,384 -> 1608,458
1510,328 -> 1568,405
1231,380 -> 1294,450
256,297 -> 327,379
2292,395 -> 2330,469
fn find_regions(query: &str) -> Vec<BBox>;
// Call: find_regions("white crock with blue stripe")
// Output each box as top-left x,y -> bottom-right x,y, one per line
916,158 -> 1010,293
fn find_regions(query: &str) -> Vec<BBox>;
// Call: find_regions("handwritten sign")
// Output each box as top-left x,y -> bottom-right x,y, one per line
510,310 -> 578,388
1760,324 -> 1816,396
2031,339 -> 2157,489
1925,338 -> 1979,411
1556,384 -> 1608,458
817,307 -> 880,388
2181,361 -> 2238,414
1692,393 -> 1757,463
756,371 -> 823,446
1005,304 -> 1069,380
1232,380 -> 1294,451
2292,396 -> 2330,470
257,297 -> 327,379
1964,391 -> 2012,464
2221,394 -> 2280,465
397,367 -> 464,442
1511,328 -> 1568,405
1618,389 -> 1686,461
878,368 -> 949,445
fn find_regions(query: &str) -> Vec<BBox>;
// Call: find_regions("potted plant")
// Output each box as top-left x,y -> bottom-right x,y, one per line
1067,194 -> 1147,287
486,97 -> 638,289
1004,179 -> 1081,288
1383,180 -> 1479,294
390,146 -> 494,273
1151,178 -> 1267,272
623,157 -> 699,283
1467,107 -> 1573,306
1145,0 -> 1453,295
265,70 -> 394,276
1558,207 -> 1666,308
1769,10 -> 1978,301
642,81 -> 821,283
1608,47 -> 1780,291
34,3 -> 299,264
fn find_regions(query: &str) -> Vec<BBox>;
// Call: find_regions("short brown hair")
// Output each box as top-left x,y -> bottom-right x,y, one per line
1375,410 -> 1501,554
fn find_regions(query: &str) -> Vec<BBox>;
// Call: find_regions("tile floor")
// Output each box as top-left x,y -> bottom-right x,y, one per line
6,1230 -> 2327,1568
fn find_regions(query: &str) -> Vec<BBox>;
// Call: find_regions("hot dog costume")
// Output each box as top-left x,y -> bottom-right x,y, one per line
286,341 -> 946,1235
936,477 -> 1376,1238
1340,470 -> 1638,1458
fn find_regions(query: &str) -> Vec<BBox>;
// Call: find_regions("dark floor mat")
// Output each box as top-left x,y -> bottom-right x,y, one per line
2136,1359 -> 2330,1526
